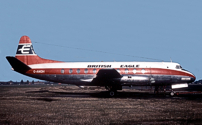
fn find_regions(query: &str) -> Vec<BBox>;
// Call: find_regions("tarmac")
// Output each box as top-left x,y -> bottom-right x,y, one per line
0,85 -> 202,125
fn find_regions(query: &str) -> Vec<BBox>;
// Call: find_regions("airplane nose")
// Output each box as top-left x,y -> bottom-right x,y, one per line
190,77 -> 195,82
190,74 -> 196,82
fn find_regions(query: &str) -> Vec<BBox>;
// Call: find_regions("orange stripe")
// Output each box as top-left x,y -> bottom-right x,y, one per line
26,68 -> 195,78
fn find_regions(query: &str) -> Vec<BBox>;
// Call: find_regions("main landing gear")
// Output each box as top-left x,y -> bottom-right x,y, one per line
154,86 -> 159,94
154,86 -> 167,96
105,85 -> 122,97
154,86 -> 175,96
109,89 -> 117,97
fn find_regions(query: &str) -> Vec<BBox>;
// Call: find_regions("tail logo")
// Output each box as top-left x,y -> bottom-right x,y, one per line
16,44 -> 36,55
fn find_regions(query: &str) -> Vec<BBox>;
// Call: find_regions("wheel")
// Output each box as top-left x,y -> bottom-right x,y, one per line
109,91 -> 115,97
170,91 -> 175,96
109,90 -> 117,97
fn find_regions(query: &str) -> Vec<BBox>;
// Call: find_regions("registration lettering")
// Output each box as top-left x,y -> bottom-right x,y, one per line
181,78 -> 191,81
33,70 -> 45,73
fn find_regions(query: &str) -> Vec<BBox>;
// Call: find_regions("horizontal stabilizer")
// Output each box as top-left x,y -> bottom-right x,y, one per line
6,56 -> 31,72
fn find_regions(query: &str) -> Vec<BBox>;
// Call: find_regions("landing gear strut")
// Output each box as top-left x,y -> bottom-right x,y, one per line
105,85 -> 122,97
154,86 -> 159,94
170,90 -> 175,96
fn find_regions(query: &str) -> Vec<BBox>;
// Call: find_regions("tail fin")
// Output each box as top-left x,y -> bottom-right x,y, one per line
15,36 -> 61,65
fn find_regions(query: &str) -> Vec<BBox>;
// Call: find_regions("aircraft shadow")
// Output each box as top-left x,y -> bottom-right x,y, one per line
26,90 -> 202,100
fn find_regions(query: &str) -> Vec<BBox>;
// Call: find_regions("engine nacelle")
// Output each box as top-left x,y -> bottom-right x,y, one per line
120,76 -> 150,85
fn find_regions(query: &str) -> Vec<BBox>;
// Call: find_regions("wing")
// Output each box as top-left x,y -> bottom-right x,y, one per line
96,69 -> 121,79
92,69 -> 121,85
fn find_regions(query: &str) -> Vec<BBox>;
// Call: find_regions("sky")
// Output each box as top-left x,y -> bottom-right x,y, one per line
0,1 -> 202,81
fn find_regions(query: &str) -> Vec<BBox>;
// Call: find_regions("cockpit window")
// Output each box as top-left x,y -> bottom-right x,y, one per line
176,65 -> 182,69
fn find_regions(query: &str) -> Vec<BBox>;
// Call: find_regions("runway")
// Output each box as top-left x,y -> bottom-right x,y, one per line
0,85 -> 202,124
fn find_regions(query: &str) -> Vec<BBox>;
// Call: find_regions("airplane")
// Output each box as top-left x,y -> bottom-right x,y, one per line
6,36 -> 196,97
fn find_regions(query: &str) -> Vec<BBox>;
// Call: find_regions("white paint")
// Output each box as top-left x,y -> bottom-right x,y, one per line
141,69 -> 146,74
150,78 -> 155,83
80,79 -> 93,82
171,83 -> 188,89
29,62 -> 178,69
18,44 -> 31,54
15,54 -> 37,56
121,76 -> 149,81
18,43 -> 32,45
16,43 -> 37,55
181,78 -> 191,81
77,86 -> 85,88
28,62 -> 194,76
133,69 -> 137,74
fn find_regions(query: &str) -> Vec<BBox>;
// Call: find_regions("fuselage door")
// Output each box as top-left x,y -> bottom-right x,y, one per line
150,67 -> 155,84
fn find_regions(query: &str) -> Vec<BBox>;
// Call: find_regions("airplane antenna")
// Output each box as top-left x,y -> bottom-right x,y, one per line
170,57 -> 172,63
33,41 -> 165,62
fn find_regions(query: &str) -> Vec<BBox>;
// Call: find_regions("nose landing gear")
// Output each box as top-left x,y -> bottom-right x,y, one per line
170,90 -> 175,96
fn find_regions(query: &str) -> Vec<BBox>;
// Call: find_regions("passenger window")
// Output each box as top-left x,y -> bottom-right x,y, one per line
77,69 -> 80,74
93,69 -> 96,74
133,69 -> 136,74
125,69 -> 129,74
69,69 -> 73,74
136,65 -> 139,68
84,69 -> 88,74
141,69 -> 145,74
61,69 -> 64,74
117,69 -> 120,73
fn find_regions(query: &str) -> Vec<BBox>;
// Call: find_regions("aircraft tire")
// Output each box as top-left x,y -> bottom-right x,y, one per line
109,90 -> 117,97
170,91 -> 175,96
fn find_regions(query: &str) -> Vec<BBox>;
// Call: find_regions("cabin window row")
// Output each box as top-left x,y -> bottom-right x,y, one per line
116,69 -> 146,74
61,68 -> 146,74
61,69 -> 97,74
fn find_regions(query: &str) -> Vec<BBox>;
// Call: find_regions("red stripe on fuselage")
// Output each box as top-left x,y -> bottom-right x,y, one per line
26,68 -> 195,78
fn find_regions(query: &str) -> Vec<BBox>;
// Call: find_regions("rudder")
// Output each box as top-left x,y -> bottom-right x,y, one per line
15,36 -> 61,65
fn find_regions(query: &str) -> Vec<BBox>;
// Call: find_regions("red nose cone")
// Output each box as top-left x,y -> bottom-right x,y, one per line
19,36 -> 32,44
